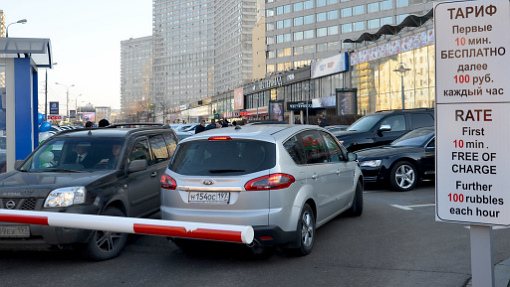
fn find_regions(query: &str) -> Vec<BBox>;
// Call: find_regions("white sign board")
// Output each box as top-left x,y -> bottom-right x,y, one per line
435,0 -> 510,225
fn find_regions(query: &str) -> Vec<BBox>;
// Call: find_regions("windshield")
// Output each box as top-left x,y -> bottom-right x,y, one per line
170,139 -> 276,176
20,137 -> 125,172
347,115 -> 383,132
392,128 -> 434,147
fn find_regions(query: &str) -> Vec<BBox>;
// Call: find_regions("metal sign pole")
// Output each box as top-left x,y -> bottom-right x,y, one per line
470,225 -> 494,286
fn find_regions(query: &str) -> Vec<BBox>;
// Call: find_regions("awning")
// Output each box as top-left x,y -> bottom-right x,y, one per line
0,38 -> 53,68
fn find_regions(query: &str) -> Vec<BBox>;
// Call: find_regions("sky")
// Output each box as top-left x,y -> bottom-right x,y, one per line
2,0 -> 153,112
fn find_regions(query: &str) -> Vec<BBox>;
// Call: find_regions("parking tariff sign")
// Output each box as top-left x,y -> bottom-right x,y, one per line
435,0 -> 510,225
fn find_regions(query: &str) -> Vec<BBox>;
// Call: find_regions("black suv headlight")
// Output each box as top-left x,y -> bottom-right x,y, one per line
44,186 -> 86,207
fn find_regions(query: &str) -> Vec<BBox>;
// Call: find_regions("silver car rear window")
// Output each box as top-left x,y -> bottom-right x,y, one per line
170,139 -> 276,176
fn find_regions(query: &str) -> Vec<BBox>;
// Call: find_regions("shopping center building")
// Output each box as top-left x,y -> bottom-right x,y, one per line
172,10 -> 435,123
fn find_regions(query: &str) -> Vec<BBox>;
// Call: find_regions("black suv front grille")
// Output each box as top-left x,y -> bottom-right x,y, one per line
0,198 -> 39,210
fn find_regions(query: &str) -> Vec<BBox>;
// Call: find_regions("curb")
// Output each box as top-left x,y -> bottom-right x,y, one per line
465,258 -> 510,287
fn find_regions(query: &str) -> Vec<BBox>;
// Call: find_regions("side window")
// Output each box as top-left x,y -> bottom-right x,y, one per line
163,133 -> 178,156
149,135 -> 169,164
410,113 -> 434,129
300,130 -> 328,164
381,115 -> 406,131
427,138 -> 435,148
129,139 -> 151,166
321,132 -> 345,162
283,135 -> 306,165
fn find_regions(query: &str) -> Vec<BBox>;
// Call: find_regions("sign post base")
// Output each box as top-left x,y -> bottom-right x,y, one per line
470,225 -> 494,287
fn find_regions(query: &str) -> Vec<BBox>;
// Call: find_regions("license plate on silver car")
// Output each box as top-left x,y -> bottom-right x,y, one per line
188,192 -> 230,204
0,226 -> 30,238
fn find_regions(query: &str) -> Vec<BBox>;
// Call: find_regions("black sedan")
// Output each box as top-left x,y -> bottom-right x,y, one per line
355,127 -> 434,191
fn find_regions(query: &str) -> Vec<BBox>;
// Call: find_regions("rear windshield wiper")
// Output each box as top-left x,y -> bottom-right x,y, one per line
208,169 -> 246,173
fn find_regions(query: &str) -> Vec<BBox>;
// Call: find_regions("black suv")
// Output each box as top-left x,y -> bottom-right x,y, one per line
332,108 -> 434,151
0,124 -> 179,260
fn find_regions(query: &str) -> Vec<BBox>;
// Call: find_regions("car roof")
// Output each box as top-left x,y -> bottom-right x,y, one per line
179,124 -> 325,143
51,125 -> 175,139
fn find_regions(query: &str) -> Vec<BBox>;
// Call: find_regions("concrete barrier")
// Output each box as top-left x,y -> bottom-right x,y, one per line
0,209 -> 254,244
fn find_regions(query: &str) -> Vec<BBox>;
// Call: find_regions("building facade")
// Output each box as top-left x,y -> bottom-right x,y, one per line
120,36 -> 153,122
0,10 -> 5,38
264,0 -> 433,74
152,0 -> 259,113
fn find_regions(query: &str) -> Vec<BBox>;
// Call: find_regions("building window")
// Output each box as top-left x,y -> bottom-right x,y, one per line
328,25 -> 338,35
381,16 -> 393,25
294,46 -> 304,55
304,15 -> 314,24
341,7 -> 352,17
328,10 -> 338,20
396,0 -> 409,7
304,0 -> 314,9
304,44 -> 315,54
317,0 -> 327,7
396,13 -> 409,23
341,23 -> 352,33
267,36 -> 274,44
294,2 -> 304,11
353,5 -> 364,15
353,21 -> 365,31
367,2 -> 379,13
266,8 -> 274,17
317,27 -> 327,37
267,50 -> 276,58
368,19 -> 380,29
304,30 -> 314,39
327,0 -> 338,4
381,0 -> 392,10
317,12 -> 327,22
266,22 -> 274,31
294,31 -> 304,41
294,16 -> 304,26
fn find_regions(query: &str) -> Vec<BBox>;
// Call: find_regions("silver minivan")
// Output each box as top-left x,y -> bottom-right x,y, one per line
161,124 -> 363,255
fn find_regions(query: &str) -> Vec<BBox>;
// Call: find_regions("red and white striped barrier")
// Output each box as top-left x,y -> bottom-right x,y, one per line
0,209 -> 254,244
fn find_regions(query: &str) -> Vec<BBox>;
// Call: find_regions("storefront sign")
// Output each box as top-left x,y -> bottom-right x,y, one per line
312,95 -> 336,108
311,53 -> 348,79
435,0 -> 510,225
49,102 -> 59,115
287,101 -> 312,111
234,87 -> 244,110
258,77 -> 282,90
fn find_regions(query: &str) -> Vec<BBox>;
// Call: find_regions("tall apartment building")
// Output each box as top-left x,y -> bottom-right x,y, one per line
152,0 -> 258,110
120,36 -> 153,121
265,0 -> 433,73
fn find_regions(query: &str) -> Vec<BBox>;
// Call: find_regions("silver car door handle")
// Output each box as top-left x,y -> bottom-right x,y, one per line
151,172 -> 157,177
312,174 -> 318,180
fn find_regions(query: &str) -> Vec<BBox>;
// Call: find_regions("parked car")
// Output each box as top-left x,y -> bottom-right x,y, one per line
325,125 -> 349,133
355,126 -> 435,191
176,123 -> 200,132
332,108 -> 434,152
246,121 -> 288,125
175,130 -> 194,140
0,123 -> 179,260
161,124 -> 363,255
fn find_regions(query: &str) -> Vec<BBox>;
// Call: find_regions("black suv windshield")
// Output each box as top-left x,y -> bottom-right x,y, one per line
347,115 -> 383,132
170,139 -> 276,176
20,137 -> 126,172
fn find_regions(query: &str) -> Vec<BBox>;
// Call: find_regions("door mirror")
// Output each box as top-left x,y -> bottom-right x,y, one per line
347,152 -> 357,162
128,159 -> 147,173
14,160 -> 24,170
379,124 -> 391,132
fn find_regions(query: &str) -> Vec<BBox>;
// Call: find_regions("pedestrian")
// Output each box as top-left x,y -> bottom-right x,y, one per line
222,119 -> 229,127
215,121 -> 222,128
205,119 -> 216,130
232,120 -> 237,127
195,119 -> 206,134
85,121 -> 93,127
98,118 -> 110,127
319,114 -> 329,127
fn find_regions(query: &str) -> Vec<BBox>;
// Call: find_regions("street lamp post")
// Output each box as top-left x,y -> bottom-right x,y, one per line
45,63 -> 58,116
55,82 -> 75,120
393,63 -> 411,110
6,19 -> 27,37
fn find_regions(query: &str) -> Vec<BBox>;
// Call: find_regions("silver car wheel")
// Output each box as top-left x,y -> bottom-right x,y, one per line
301,210 -> 314,248
394,164 -> 416,190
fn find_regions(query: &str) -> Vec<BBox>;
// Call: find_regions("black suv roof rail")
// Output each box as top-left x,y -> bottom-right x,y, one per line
106,123 -> 170,129
375,108 -> 434,113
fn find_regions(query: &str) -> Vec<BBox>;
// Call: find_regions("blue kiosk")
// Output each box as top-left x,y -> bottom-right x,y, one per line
0,37 -> 53,171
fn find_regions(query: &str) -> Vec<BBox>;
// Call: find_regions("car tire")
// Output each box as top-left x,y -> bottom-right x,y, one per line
389,161 -> 417,191
347,181 -> 363,216
81,207 -> 128,261
291,204 -> 315,256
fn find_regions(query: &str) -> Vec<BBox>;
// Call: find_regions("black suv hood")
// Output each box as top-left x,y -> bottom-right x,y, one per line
0,171 -> 114,198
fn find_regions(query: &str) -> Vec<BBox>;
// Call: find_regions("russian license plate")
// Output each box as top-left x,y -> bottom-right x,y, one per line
0,226 -> 30,238
188,192 -> 230,204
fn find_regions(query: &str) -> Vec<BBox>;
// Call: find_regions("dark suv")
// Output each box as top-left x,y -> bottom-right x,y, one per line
0,124 -> 179,260
332,108 -> 434,151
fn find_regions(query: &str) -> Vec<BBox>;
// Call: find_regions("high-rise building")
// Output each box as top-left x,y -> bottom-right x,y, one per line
152,0 -> 258,110
120,36 -> 153,122
264,0 -> 432,73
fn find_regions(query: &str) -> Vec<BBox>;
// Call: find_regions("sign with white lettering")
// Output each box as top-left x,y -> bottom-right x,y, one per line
435,0 -> 510,225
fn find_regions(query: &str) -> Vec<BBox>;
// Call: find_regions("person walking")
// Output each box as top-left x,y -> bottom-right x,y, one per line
319,114 -> 329,127
85,121 -> 93,127
195,119 -> 206,134
205,119 -> 216,130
